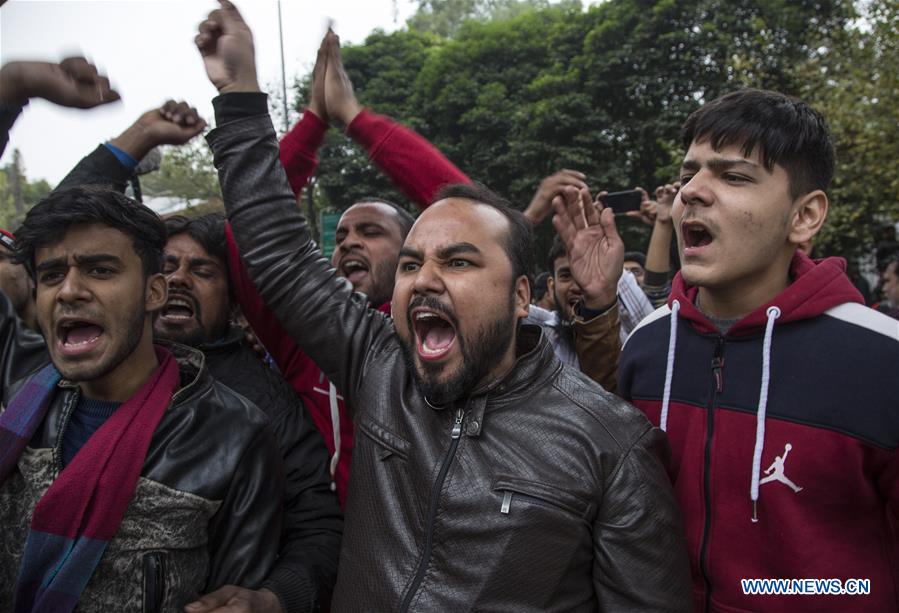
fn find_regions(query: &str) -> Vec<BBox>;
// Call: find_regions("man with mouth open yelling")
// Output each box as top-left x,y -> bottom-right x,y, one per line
619,89 -> 899,611
0,186 -> 284,612
199,2 -> 691,609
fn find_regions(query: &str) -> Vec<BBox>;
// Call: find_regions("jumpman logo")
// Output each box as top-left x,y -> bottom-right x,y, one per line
760,443 -> 803,493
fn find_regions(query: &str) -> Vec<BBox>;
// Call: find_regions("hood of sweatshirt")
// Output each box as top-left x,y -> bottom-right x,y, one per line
668,250 -> 864,336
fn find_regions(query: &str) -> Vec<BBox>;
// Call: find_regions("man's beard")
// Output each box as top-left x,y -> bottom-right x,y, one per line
363,261 -> 394,308
58,297 -> 147,383
553,289 -> 572,324
399,292 -> 517,406
154,290 -> 209,347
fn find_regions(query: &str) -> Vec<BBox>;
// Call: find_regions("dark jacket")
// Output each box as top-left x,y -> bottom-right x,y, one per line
200,326 -> 343,612
0,294 -> 283,612
57,144 -> 344,613
210,105 -> 693,612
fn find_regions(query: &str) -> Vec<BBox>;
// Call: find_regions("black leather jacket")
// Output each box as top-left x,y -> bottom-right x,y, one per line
200,326 -> 343,611
0,295 -> 284,612
210,104 -> 692,612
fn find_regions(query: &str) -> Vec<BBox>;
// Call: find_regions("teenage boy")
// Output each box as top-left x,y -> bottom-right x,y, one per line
619,88 -> 899,611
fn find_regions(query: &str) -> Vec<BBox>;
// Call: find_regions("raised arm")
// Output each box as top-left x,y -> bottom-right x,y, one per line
639,183 -> 679,308
0,57 -> 120,156
56,100 -> 206,193
199,0 -> 394,407
324,30 -> 470,207
551,186 -> 624,392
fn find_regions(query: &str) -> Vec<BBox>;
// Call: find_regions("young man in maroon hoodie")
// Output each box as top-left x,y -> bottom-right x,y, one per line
618,88 -> 899,611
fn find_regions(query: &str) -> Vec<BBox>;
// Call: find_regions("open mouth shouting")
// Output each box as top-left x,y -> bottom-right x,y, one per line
160,294 -> 196,324
339,257 -> 370,286
411,306 -> 457,361
681,220 -> 715,256
57,317 -> 105,357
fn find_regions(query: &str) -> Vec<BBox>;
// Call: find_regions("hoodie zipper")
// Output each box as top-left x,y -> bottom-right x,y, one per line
699,336 -> 725,611
398,406 -> 465,612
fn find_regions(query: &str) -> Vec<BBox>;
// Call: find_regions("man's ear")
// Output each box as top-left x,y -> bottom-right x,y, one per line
546,274 -> 555,295
145,273 -> 168,313
789,189 -> 828,246
515,275 -> 531,319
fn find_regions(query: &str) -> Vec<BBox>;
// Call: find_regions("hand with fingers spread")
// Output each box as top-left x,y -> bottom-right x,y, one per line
185,585 -> 282,613
323,29 -> 362,127
195,0 -> 259,94
524,169 -> 588,226
552,186 -> 624,311
307,32 -> 330,122
0,56 -> 121,108
109,100 -> 207,161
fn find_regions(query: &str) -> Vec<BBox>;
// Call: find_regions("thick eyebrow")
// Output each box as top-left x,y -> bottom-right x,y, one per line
34,253 -> 123,273
75,253 -> 124,268
355,221 -> 386,233
398,246 -> 423,260
399,242 -> 482,262
681,158 -> 760,173
188,257 -> 222,269
34,256 -> 67,274
435,242 -> 481,260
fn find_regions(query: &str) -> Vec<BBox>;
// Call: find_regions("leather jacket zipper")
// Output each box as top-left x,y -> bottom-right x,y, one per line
398,407 -> 465,612
53,388 -> 80,474
699,336 -> 725,612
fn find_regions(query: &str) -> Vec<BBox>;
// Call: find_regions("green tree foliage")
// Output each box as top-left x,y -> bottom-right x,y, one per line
0,149 -> 52,231
139,139 -> 222,205
406,0 -> 559,38
791,0 -> 898,260
302,0 -> 872,266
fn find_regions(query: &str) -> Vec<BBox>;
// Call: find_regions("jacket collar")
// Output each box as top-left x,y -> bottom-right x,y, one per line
151,340 -> 212,405
668,250 -> 864,336
462,323 -> 560,437
57,341 -> 210,407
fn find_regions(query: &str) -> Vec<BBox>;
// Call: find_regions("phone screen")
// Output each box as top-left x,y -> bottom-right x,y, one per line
600,190 -> 643,213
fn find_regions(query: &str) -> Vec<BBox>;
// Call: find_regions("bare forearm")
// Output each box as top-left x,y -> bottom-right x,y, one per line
645,219 -> 673,276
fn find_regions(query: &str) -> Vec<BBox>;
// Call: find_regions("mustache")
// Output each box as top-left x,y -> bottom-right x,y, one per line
167,287 -> 200,311
679,214 -> 719,234
407,295 -> 459,329
54,306 -> 103,322
337,251 -> 371,268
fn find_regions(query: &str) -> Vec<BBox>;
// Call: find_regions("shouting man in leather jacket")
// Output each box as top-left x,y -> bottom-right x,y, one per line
0,185 -> 284,612
198,1 -> 692,610
52,104 -> 344,613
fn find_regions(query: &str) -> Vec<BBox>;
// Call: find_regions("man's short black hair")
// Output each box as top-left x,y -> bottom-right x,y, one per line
16,185 -> 166,278
547,235 -> 567,276
432,183 -> 533,281
352,197 -> 416,238
682,88 -> 835,199
532,271 -> 550,301
164,212 -> 228,268
164,212 -> 234,303
624,251 -> 646,267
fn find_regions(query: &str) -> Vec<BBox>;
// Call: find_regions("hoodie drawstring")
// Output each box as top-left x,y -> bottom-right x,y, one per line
328,382 -> 341,492
660,300 -> 681,432
750,306 -> 781,522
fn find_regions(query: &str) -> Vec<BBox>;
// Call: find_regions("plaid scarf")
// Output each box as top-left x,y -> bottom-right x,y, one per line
0,347 -> 179,612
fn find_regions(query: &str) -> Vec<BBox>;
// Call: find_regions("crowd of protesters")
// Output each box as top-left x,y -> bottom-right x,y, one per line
0,1 -> 896,612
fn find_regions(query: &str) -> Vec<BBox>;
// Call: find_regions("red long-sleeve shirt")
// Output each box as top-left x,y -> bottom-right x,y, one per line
227,108 -> 469,505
